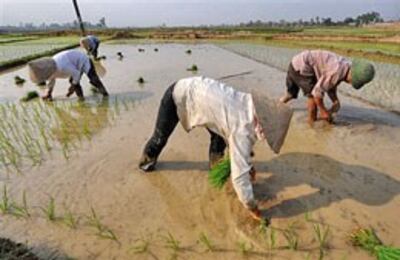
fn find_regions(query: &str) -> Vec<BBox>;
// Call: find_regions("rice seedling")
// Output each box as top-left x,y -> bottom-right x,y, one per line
258,219 -> 277,250
237,240 -> 253,255
161,231 -> 181,252
198,232 -> 215,252
129,237 -> 152,255
63,209 -> 79,229
0,185 -> 11,214
20,91 -> 39,102
187,64 -> 198,72
11,190 -> 30,218
154,48 -> 159,52
349,228 -> 400,260
208,158 -> 230,189
282,223 -> 299,250
137,77 -> 145,84
86,207 -> 119,242
313,224 -> 330,252
304,211 -> 313,222
138,48 -> 145,52
186,49 -> 192,55
37,81 -> 46,87
14,75 -> 26,85
97,55 -> 107,60
40,196 -> 57,221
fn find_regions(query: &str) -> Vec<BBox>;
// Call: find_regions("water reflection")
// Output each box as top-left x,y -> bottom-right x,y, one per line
0,92 -> 152,173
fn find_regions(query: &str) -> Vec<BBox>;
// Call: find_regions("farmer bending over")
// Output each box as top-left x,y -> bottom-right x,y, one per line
139,76 -> 292,221
28,50 -> 109,101
279,50 -> 375,124
80,35 -> 100,59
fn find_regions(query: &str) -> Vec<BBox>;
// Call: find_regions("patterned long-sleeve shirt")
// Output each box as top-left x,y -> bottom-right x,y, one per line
291,50 -> 351,98
172,76 -> 264,209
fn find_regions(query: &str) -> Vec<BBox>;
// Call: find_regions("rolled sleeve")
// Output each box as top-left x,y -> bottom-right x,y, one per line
228,132 -> 256,209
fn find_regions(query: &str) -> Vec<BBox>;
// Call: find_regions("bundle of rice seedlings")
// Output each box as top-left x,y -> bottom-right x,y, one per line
349,228 -> 400,260
14,76 -> 26,85
208,158 -> 230,189
20,91 -> 39,102
187,64 -> 198,72
137,77 -> 145,84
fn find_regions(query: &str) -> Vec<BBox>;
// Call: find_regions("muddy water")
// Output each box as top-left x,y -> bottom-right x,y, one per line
0,44 -> 399,259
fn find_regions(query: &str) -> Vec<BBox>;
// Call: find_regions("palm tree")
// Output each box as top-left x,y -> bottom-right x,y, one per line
72,0 -> 86,36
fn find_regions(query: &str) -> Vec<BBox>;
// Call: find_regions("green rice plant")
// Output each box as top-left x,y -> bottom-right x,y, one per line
40,196 -> 56,221
11,190 -> 30,218
304,211 -> 313,222
20,91 -> 39,102
198,232 -> 215,252
237,240 -> 253,255
313,223 -> 330,256
63,209 -> 79,229
349,228 -> 400,260
187,64 -> 198,72
161,231 -> 181,252
137,77 -> 145,84
0,185 -> 11,214
86,207 -> 119,242
282,223 -> 299,250
129,237 -> 151,255
258,219 -> 276,250
14,75 -> 26,85
208,158 -> 230,189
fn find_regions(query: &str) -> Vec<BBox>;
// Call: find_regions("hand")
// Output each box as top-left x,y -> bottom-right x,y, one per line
249,206 -> 262,221
42,95 -> 52,101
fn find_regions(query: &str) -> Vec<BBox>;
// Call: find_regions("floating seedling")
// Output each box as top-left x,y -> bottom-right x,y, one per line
138,48 -> 145,52
186,49 -> 192,55
40,196 -> 56,221
137,77 -> 145,84
349,228 -> 400,260
11,190 -> 30,218
86,207 -> 119,242
187,64 -> 198,72
117,52 -> 124,59
198,232 -> 215,252
14,75 -> 26,85
0,185 -> 11,214
154,48 -> 159,52
20,91 -> 39,102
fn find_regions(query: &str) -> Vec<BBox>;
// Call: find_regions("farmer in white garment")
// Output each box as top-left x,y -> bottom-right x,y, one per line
139,76 -> 293,221
80,35 -> 100,59
28,50 -> 109,101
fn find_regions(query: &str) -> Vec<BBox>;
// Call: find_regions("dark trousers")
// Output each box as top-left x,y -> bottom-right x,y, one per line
67,60 -> 109,98
286,63 -> 317,98
143,83 -> 226,166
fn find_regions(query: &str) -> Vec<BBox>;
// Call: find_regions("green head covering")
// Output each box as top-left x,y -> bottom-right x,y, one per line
351,59 -> 375,89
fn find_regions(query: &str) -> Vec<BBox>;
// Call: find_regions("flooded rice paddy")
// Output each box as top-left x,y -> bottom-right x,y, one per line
0,44 -> 399,259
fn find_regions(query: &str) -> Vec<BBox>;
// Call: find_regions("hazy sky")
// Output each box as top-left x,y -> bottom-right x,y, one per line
1,0 -> 399,27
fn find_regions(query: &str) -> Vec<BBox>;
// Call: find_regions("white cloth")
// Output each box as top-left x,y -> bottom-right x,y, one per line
50,50 -> 92,86
173,76 -> 263,209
